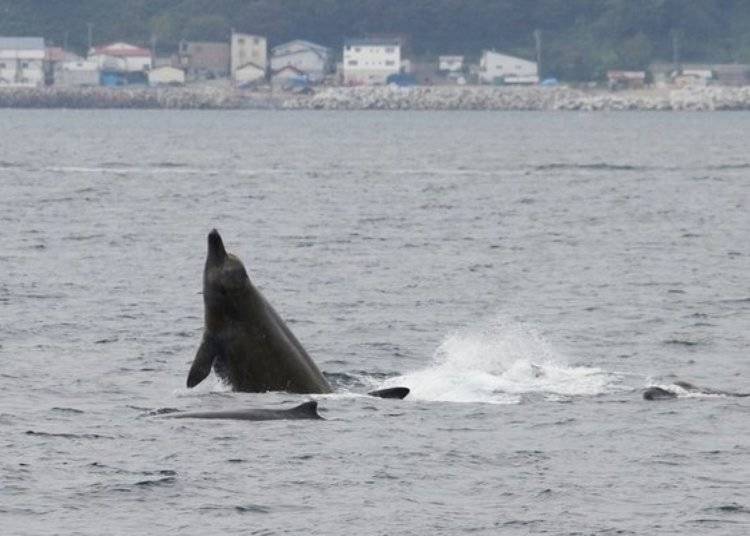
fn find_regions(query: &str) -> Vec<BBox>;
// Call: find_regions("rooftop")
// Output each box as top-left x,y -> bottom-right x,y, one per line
272,39 -> 329,53
344,38 -> 400,48
92,42 -> 151,57
0,36 -> 45,50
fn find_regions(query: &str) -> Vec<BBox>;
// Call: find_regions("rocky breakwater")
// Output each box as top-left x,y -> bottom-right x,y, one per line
0,86 -> 283,109
282,86 -> 567,111
282,85 -> 750,111
2,84 -> 750,111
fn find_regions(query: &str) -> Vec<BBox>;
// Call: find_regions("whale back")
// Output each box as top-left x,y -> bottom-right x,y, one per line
167,400 -> 323,421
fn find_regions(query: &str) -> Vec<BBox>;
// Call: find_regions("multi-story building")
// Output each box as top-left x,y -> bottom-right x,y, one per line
342,38 -> 401,85
0,37 -> 45,87
231,32 -> 267,84
177,41 -> 230,80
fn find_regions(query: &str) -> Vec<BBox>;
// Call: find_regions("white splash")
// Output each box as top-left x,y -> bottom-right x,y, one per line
384,319 -> 618,404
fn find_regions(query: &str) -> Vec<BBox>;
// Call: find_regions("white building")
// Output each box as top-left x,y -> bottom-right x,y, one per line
89,42 -> 152,72
234,62 -> 265,86
56,58 -> 99,87
479,50 -> 538,85
438,55 -> 464,73
343,38 -> 401,85
270,40 -> 330,82
231,32 -> 267,83
0,37 -> 45,87
148,66 -> 185,86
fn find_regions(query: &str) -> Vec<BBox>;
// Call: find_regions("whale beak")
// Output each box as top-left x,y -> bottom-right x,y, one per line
207,229 -> 227,263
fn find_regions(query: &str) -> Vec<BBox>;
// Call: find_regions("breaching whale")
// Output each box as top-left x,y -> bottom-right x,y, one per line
186,230 -> 408,399
166,400 -> 323,421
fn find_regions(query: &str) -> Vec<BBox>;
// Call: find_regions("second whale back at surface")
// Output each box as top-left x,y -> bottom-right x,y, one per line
166,400 -> 323,421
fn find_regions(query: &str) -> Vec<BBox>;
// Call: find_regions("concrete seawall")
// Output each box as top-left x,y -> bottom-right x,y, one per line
2,85 -> 750,111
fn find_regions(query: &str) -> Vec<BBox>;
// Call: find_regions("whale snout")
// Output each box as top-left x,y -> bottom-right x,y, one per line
207,229 -> 227,263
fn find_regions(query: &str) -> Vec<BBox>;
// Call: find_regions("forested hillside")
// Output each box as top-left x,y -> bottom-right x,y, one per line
2,0 -> 750,80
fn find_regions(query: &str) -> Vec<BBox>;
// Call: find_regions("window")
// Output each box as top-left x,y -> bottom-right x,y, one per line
354,47 -> 361,53
21,62 -> 29,68
238,38 -> 245,45
385,60 -> 395,66
253,37 -> 259,45
496,65 -> 503,70
348,60 -> 358,66
385,47 -> 395,54
0,62 -> 5,69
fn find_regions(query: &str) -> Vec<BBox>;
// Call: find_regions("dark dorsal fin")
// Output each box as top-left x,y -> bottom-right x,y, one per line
289,400 -> 323,419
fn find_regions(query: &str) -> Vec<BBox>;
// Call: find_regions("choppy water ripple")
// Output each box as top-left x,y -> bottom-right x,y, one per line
0,110 -> 748,535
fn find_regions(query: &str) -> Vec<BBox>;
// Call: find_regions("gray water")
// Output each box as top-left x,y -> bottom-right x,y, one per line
1,110 -> 749,535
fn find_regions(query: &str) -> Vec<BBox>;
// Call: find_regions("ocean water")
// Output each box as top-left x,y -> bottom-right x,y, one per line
1,110 -> 748,535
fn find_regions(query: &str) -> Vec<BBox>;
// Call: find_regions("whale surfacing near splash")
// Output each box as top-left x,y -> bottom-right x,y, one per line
186,230 -> 333,394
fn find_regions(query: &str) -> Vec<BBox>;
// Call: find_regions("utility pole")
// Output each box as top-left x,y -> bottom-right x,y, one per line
86,22 -> 93,53
533,29 -> 542,80
150,34 -> 157,60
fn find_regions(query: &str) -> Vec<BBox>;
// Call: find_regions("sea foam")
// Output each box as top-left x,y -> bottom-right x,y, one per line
384,319 -> 619,404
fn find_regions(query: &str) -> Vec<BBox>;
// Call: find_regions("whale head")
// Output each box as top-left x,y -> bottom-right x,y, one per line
203,229 -> 254,327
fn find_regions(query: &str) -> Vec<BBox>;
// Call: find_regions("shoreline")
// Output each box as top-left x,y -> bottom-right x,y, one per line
1,85 -> 750,111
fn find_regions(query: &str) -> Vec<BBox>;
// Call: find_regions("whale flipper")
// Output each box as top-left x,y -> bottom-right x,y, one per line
368,387 -> 410,399
187,335 -> 222,388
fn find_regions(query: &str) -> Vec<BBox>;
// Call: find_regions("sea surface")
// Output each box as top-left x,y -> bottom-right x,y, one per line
1,110 -> 749,535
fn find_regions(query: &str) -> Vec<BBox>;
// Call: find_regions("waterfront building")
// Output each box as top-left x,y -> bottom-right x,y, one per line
650,61 -> 750,87
46,46 -> 96,86
270,65 -> 308,89
177,41 -> 230,80
343,38 -> 401,85
438,55 -> 464,73
606,70 -> 646,90
89,42 -> 152,73
0,37 -> 45,87
233,62 -> 265,86
148,66 -> 186,86
270,40 -> 330,82
231,32 -> 267,84
54,54 -> 100,87
479,50 -> 538,85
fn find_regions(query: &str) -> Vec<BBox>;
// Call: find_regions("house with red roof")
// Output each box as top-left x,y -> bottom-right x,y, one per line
88,42 -> 152,73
